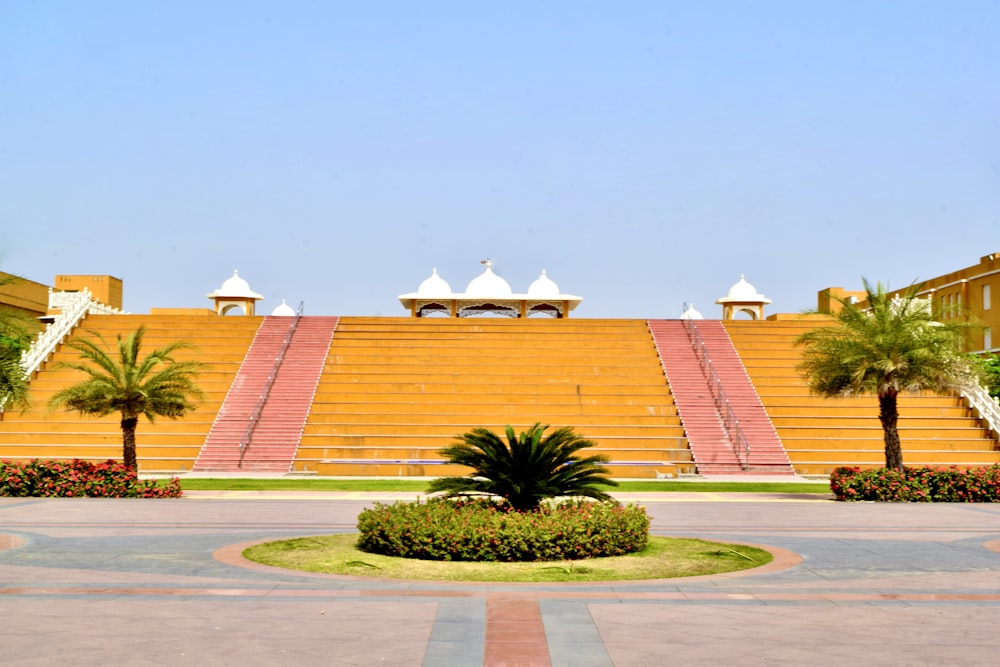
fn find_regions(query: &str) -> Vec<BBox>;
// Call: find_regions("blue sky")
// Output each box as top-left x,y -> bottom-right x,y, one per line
3,2 -> 998,318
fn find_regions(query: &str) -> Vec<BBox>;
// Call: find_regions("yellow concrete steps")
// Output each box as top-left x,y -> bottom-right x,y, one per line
723,318 -> 1000,473
296,317 -> 687,477
1,314 -> 260,472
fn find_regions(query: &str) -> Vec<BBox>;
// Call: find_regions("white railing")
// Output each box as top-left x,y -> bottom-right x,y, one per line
19,290 -> 93,377
18,288 -> 125,378
962,383 -> 1000,439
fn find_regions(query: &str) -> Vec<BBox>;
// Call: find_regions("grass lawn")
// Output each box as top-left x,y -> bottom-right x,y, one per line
243,533 -> 774,583
180,478 -> 830,494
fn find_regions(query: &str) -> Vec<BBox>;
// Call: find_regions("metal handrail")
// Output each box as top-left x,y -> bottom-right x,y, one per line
682,318 -> 750,470
238,302 -> 305,466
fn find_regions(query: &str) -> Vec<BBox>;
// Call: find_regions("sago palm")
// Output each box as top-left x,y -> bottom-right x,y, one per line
49,327 -> 204,470
427,423 -> 618,511
796,279 -> 979,472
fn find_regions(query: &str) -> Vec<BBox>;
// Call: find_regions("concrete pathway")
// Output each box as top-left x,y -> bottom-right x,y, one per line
1,493 -> 998,666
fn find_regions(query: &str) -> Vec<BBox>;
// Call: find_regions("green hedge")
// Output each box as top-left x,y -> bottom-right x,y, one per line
357,498 -> 649,562
830,465 -> 1000,502
0,459 -> 182,498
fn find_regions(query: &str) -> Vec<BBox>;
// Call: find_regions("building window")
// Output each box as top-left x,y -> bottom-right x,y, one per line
985,327 -> 993,351
984,284 -> 992,311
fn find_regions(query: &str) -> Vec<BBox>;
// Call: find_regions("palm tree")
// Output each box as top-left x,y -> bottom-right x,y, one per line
0,273 -> 38,410
427,423 -> 618,511
796,279 -> 979,472
49,327 -> 204,470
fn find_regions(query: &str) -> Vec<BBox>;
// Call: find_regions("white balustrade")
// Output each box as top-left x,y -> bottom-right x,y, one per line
18,288 -> 125,378
962,383 -> 1000,439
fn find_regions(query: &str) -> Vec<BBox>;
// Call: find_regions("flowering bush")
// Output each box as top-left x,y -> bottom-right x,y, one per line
357,498 -> 649,562
0,459 -> 182,498
831,464 -> 1000,502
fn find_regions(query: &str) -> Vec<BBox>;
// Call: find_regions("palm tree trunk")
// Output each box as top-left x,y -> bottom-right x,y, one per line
878,390 -> 904,472
121,415 -> 139,470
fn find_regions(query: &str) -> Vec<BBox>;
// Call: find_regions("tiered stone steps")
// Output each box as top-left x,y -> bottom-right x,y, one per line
296,317 -> 693,478
0,315 -> 261,472
193,317 -> 339,472
648,320 -> 793,475
724,317 -> 1000,474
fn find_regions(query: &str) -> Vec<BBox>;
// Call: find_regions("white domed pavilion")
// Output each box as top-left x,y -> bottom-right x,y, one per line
716,275 -> 771,320
206,270 -> 264,316
398,261 -> 582,318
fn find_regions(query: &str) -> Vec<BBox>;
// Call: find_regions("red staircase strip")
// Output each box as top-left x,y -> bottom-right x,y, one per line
194,316 -> 339,472
647,320 -> 794,475
694,321 -> 793,474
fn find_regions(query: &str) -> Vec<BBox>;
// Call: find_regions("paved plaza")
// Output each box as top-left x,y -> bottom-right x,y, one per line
1,491 -> 999,666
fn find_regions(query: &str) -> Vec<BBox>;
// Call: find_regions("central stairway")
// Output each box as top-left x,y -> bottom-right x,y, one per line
193,316 -> 339,472
648,319 -> 794,474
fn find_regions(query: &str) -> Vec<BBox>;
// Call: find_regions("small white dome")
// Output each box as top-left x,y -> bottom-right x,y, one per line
724,275 -> 767,301
271,299 -> 296,316
207,269 -> 263,299
680,303 -> 704,320
417,268 -> 452,298
465,260 -> 512,297
527,269 -> 560,298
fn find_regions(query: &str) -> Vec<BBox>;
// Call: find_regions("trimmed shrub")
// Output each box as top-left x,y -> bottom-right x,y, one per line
357,498 -> 649,562
831,465 -> 1000,502
0,459 -> 182,498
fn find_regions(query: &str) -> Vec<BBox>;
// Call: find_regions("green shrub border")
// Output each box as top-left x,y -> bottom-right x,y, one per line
830,464 -> 1000,502
0,459 -> 182,498
357,498 -> 650,562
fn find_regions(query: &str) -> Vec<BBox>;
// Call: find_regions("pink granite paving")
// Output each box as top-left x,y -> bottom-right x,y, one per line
0,494 -> 998,666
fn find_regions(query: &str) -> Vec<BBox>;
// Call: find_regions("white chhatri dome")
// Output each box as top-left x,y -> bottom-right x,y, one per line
207,269 -> 264,299
465,260 -> 512,297
417,268 -> 452,298
719,274 -> 770,303
527,269 -> 560,298
680,303 -> 704,320
271,299 -> 296,316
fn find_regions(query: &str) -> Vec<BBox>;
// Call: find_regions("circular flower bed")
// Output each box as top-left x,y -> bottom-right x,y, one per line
356,498 -> 649,562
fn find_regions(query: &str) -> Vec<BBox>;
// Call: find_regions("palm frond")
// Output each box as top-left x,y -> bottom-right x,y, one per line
47,326 -> 205,469
428,423 -> 617,511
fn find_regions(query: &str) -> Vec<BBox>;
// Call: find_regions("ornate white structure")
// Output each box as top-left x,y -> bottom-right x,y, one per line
680,303 -> 704,320
716,275 -> 771,320
207,270 -> 264,316
271,299 -> 297,316
398,261 -> 582,318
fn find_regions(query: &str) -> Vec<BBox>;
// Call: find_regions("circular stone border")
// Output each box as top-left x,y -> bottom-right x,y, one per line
214,535 -> 803,586
0,533 -> 25,553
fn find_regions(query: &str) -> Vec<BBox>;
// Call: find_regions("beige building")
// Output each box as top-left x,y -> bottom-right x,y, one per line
818,253 -> 1000,353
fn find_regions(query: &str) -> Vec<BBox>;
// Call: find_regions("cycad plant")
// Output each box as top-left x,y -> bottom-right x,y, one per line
49,327 -> 204,470
796,279 -> 979,472
427,423 -> 618,511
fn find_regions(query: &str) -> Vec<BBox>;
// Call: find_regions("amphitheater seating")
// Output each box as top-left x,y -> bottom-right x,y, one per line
0,315 -> 260,472
724,317 -> 1000,474
3,312 -> 997,478
296,317 -> 693,478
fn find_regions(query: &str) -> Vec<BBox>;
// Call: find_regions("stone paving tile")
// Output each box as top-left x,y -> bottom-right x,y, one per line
1,496 -> 999,666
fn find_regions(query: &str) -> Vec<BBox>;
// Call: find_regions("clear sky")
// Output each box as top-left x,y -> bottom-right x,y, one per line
3,2 -> 998,318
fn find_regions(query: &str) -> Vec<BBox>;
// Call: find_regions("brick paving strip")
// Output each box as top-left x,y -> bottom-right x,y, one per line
1,495 -> 999,666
